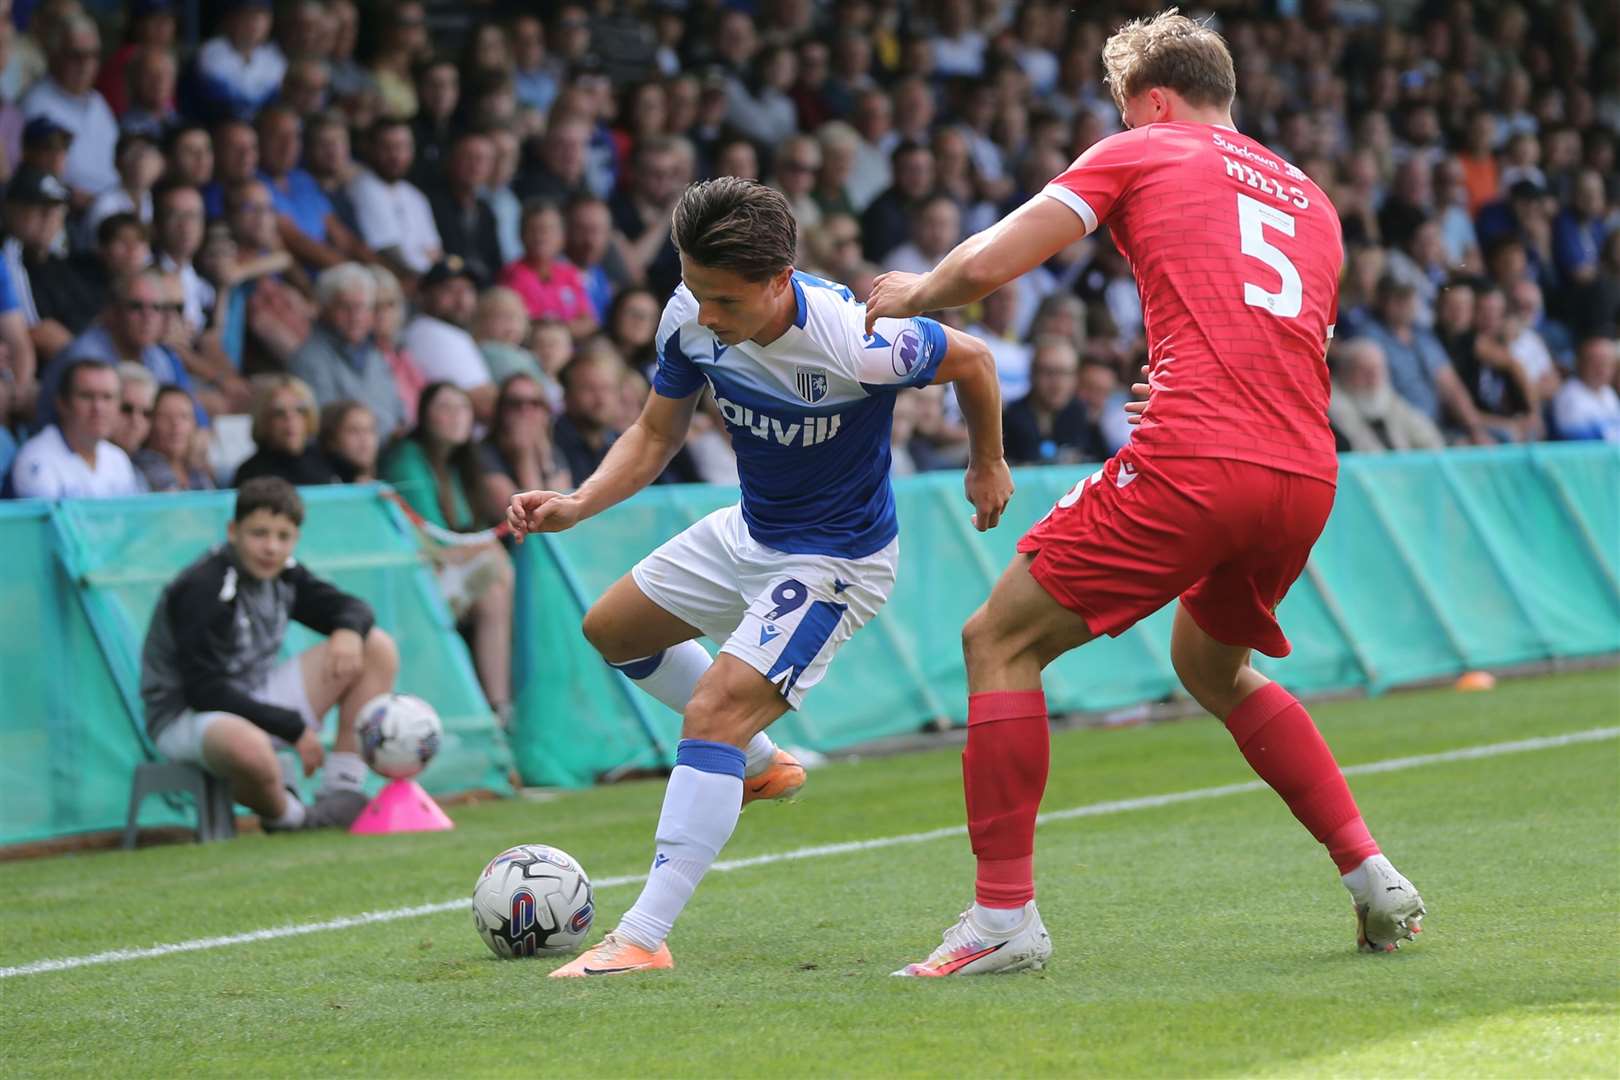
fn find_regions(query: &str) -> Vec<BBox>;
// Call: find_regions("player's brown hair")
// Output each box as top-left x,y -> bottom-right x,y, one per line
671,177 -> 796,282
1101,8 -> 1236,112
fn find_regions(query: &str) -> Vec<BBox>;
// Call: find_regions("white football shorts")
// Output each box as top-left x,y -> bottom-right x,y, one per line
630,503 -> 898,708
154,655 -> 318,768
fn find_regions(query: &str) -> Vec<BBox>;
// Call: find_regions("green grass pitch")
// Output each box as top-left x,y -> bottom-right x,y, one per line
2,667 -> 1616,1078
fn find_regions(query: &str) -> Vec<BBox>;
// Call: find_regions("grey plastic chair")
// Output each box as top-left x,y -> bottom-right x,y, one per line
121,762 -> 238,849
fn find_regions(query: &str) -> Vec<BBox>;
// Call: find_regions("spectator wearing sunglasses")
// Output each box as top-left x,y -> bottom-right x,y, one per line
112,362 -> 157,458
35,268 -> 200,430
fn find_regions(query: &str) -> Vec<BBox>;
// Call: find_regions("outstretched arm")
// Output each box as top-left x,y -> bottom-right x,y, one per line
865,197 -> 1087,332
933,325 -> 1013,531
508,389 -> 700,538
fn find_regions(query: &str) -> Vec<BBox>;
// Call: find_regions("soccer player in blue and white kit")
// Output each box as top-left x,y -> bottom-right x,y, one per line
507,178 -> 1011,977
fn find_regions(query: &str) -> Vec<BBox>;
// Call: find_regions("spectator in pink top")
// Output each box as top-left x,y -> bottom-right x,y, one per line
499,198 -> 597,337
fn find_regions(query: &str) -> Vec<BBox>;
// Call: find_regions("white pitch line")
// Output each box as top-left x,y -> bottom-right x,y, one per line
4,725 -> 1615,981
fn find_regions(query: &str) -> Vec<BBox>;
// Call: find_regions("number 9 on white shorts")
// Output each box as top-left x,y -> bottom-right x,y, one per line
628,505 -> 898,708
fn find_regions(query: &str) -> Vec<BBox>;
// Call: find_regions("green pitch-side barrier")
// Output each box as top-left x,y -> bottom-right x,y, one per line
509,443 -> 1620,788
3,446 -> 1616,842
0,486 -> 513,847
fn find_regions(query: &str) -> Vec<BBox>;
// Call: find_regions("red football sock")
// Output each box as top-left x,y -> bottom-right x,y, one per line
1223,682 -> 1380,874
963,690 -> 1050,908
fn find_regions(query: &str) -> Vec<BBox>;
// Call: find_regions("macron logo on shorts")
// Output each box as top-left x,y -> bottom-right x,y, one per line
1115,463 -> 1138,489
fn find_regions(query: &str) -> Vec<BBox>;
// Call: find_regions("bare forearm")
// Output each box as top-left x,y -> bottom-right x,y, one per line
952,354 -> 1005,464
570,421 -> 683,519
908,198 -> 1082,313
1437,368 -> 1486,433
279,219 -> 344,270
910,230 -> 1005,312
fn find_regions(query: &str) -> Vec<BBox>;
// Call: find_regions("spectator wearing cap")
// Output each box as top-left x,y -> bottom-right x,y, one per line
19,116 -> 72,182
9,359 -> 140,498
192,0 -> 285,121
84,131 -> 163,241
1553,336 -> 1620,443
37,267 -> 199,430
20,13 -> 119,199
428,129 -> 503,287
1,164 -> 76,359
401,257 -> 495,422
287,262 -> 405,438
348,117 -> 442,284
95,0 -> 176,117
256,104 -> 371,271
118,46 -> 180,141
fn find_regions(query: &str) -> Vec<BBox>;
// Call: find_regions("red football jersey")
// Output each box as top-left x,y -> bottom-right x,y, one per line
1045,122 -> 1343,483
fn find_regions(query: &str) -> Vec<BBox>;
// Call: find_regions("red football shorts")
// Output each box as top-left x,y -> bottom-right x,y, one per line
1016,447 -> 1336,658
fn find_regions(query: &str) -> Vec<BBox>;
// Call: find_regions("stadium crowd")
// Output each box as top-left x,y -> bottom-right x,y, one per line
0,0 -> 1616,716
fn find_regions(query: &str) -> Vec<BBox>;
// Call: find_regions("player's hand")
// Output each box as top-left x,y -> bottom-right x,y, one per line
327,629 -> 364,682
507,489 -> 584,541
964,456 -> 1013,531
1125,364 -> 1150,426
864,271 -> 926,335
295,727 -> 325,778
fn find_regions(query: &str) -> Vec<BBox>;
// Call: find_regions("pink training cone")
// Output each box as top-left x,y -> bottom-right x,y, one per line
349,778 -> 455,834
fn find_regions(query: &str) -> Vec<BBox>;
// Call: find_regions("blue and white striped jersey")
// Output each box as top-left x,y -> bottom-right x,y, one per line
652,271 -> 949,559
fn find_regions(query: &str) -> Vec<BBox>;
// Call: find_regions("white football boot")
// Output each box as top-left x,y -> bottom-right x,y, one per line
893,902 -> 1053,977
1343,854 -> 1426,952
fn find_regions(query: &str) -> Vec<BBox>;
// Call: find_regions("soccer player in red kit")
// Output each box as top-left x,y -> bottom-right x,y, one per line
867,9 -> 1426,976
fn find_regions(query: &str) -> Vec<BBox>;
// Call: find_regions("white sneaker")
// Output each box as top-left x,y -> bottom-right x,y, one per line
892,902 -> 1053,977
1343,854 -> 1426,952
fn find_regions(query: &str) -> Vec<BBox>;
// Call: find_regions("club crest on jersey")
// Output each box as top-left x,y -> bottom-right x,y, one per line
892,328 -> 922,377
795,369 -> 828,403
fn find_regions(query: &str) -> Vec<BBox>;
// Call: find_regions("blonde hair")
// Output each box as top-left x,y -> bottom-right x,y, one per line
1101,8 -> 1236,111
249,373 -> 319,445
